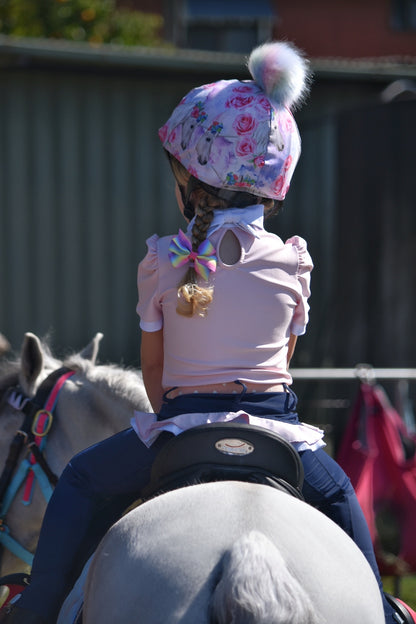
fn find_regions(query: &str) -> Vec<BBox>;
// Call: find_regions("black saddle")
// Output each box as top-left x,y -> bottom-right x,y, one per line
143,423 -> 304,500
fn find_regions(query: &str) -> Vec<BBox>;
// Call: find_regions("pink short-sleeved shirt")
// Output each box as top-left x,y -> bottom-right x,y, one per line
137,205 -> 313,388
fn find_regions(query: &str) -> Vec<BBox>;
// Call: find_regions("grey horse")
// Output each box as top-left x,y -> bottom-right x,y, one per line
0,332 -> 150,576
75,479 -> 384,623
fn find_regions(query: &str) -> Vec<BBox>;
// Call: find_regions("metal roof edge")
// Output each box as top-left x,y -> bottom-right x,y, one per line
0,35 -> 247,75
311,57 -> 416,81
0,35 -> 415,81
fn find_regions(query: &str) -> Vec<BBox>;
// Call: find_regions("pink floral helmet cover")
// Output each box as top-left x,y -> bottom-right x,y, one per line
159,42 -> 310,201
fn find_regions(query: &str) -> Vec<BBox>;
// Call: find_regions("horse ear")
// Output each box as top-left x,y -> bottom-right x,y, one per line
0,333 -> 10,356
20,332 -> 44,394
79,332 -> 103,365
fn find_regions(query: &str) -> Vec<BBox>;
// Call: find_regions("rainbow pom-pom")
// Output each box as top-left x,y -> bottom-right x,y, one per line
248,41 -> 310,110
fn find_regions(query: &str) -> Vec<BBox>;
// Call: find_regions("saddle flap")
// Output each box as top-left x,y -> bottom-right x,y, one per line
148,423 -> 304,493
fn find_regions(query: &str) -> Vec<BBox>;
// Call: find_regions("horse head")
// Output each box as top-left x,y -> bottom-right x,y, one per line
18,332 -> 103,398
181,116 -> 200,150
196,134 -> 235,172
0,332 -> 150,576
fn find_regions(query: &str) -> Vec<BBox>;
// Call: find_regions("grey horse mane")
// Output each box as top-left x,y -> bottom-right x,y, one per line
65,353 -> 150,408
0,337 -> 150,411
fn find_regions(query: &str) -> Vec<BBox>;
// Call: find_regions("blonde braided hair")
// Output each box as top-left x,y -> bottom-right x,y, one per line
167,153 -> 279,317
176,189 -> 223,317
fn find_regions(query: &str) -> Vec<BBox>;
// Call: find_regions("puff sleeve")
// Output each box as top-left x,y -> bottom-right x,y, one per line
286,236 -> 313,336
136,234 -> 163,332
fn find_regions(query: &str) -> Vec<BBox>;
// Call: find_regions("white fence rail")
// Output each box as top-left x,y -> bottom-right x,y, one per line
292,366 -> 416,382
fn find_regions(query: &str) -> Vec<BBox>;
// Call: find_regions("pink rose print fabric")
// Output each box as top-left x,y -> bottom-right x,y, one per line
159,79 -> 301,201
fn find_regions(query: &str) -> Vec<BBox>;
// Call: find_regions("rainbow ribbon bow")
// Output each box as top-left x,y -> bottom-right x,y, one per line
168,229 -> 217,281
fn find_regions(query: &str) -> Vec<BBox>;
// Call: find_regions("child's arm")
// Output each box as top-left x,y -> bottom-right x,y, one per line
140,329 -> 164,413
287,334 -> 297,366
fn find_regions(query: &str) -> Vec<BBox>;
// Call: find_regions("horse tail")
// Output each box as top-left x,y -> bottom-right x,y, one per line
210,531 -> 319,624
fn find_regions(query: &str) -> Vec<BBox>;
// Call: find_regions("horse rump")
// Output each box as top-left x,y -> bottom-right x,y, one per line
210,531 -> 319,624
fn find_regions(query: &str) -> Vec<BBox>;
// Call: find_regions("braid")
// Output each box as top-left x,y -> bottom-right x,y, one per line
176,194 -> 215,317
191,194 -> 215,248
166,152 -> 281,317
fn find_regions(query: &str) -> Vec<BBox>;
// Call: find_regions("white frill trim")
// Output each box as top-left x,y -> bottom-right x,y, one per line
131,410 -> 325,452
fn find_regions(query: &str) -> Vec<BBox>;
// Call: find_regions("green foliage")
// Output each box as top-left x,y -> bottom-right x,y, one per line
0,0 -> 164,46
383,576 -> 416,610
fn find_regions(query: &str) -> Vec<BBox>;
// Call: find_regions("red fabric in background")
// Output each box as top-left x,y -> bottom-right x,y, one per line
337,383 -> 416,575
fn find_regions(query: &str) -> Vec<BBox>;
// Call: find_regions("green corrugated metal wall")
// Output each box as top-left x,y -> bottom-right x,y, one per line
0,38 -> 414,371
0,65 -> 207,364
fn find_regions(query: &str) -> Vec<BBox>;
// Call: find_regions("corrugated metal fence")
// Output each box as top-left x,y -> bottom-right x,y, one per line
0,61 -> 199,364
0,38 -> 415,375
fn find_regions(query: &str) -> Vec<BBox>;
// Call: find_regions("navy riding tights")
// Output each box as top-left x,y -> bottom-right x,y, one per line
17,389 -> 396,623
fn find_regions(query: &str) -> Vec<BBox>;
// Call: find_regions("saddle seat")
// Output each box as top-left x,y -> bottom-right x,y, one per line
143,422 -> 304,500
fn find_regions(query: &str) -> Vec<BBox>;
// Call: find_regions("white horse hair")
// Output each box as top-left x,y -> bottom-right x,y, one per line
210,530 -> 318,624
